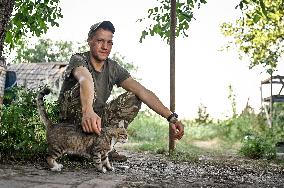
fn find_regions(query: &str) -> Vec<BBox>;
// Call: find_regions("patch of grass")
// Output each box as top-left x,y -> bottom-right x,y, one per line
129,141 -> 167,153
126,112 -> 236,162
127,111 -> 168,143
126,107 -> 279,161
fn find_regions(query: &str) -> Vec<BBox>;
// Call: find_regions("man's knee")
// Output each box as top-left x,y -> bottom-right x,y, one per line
103,92 -> 142,128
120,91 -> 142,110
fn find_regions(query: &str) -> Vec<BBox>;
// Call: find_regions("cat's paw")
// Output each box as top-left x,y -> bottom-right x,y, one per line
95,165 -> 106,173
50,163 -> 63,172
106,165 -> 114,171
102,167 -> 107,173
108,167 -> 114,171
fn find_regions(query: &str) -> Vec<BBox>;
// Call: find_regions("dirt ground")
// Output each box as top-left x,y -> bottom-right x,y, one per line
1,148 -> 284,188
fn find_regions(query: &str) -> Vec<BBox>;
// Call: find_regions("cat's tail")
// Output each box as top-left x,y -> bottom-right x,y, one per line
37,87 -> 53,129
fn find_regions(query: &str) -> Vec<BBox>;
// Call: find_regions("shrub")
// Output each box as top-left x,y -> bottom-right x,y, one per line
0,87 -> 58,157
239,134 -> 276,160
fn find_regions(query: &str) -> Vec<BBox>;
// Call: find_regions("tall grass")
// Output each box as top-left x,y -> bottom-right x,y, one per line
126,105 -> 284,160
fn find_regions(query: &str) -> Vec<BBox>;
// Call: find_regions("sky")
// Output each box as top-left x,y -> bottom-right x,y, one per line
45,0 -> 283,120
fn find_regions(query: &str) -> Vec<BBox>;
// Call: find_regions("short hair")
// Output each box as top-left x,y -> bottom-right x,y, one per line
88,21 -> 115,40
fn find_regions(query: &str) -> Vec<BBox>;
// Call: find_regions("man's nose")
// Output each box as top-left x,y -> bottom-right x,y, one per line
102,41 -> 110,49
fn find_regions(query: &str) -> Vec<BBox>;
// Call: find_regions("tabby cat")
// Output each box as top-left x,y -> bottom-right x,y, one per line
37,87 -> 128,173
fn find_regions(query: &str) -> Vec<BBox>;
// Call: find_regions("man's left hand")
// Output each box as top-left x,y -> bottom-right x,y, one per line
170,121 -> 184,140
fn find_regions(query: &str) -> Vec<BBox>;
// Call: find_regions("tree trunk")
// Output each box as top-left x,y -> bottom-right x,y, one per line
0,0 -> 15,57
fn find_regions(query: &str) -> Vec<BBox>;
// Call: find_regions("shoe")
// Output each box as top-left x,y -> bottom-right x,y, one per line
108,149 -> 127,162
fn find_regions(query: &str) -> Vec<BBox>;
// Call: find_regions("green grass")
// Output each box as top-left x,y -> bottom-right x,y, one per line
125,108 -> 283,161
125,111 -> 240,160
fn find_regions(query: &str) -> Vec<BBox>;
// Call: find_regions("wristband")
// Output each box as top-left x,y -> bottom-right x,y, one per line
167,112 -> 178,123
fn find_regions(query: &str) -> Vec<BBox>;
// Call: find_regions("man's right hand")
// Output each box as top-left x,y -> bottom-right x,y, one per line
81,109 -> 101,135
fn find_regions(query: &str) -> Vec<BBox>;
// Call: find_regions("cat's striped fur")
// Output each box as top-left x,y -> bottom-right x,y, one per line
37,87 -> 128,173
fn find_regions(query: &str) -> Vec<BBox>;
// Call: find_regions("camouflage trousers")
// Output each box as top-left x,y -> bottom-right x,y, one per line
59,84 -> 142,129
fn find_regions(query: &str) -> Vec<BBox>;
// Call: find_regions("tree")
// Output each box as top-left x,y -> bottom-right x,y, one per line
0,0 -> 62,58
0,0 -> 15,57
221,0 -> 284,73
138,0 -> 207,43
12,38 -> 88,63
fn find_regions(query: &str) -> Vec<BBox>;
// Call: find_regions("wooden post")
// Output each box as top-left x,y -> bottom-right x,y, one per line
169,0 -> 176,153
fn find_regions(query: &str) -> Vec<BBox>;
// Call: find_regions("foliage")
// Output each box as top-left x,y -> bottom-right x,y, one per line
194,103 -> 212,125
138,0 -> 207,43
0,87 -> 58,156
5,0 -> 63,50
11,38 -> 88,63
219,105 -> 268,142
228,84 -> 237,118
127,101 -> 284,160
269,103 -> 284,140
125,109 -> 169,153
221,0 -> 284,73
237,0 -> 268,17
0,87 -> 45,154
128,109 -> 168,142
239,134 -> 276,160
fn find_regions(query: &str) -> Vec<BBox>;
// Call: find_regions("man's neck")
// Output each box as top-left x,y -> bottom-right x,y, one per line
90,55 -> 105,72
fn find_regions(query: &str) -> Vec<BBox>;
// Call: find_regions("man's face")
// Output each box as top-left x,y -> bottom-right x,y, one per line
88,28 -> 113,63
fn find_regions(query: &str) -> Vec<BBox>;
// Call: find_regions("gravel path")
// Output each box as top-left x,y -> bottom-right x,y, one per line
1,149 -> 284,188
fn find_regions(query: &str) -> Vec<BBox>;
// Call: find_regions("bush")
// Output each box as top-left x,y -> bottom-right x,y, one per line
239,134 -> 276,160
0,87 -> 58,157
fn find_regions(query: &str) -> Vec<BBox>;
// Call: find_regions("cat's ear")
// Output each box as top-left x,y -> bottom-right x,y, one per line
118,120 -> 124,128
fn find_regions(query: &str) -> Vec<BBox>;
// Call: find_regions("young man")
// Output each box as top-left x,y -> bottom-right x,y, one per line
58,21 -> 184,161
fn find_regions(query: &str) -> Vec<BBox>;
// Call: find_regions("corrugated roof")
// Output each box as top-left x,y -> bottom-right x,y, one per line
7,62 -> 68,90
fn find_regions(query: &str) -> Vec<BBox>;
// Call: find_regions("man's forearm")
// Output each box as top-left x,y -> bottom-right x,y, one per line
79,78 -> 95,113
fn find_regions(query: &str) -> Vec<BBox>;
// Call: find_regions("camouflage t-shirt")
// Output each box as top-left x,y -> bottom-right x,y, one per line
58,51 -> 131,115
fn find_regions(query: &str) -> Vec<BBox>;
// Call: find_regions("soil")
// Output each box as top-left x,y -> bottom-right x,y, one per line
1,147 -> 284,188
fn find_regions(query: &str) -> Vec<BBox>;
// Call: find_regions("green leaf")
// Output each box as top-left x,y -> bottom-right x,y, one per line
253,14 -> 261,23
259,0 -> 268,17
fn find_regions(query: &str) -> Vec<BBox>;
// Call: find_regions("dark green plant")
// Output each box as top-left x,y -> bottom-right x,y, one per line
0,87 -> 58,156
218,103 -> 268,142
269,103 -> 284,141
239,134 -> 276,160
3,0 -> 63,51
